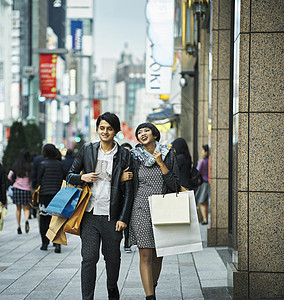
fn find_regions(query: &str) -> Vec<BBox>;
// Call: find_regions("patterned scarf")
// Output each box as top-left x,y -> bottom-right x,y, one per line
131,142 -> 170,167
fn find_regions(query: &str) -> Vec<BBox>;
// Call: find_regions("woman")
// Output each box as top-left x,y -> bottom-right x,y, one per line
8,149 -> 32,234
37,144 -> 64,252
128,123 -> 180,300
195,144 -> 209,225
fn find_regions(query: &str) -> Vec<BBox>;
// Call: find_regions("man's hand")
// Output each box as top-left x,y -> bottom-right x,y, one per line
81,172 -> 100,183
116,221 -> 127,231
121,167 -> 133,182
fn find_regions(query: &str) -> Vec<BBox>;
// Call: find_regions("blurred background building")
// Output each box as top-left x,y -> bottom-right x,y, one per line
0,0 -> 283,298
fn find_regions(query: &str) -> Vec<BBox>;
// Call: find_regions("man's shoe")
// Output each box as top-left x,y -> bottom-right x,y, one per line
54,244 -> 61,253
108,285 -> 119,300
40,244 -> 48,251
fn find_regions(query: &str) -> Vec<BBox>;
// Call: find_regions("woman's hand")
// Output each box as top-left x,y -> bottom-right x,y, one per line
121,167 -> 133,182
153,151 -> 163,166
81,172 -> 99,183
116,220 -> 127,231
153,150 -> 169,174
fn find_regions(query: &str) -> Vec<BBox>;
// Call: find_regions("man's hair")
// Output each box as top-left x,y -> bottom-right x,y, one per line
135,122 -> 160,142
42,143 -> 58,159
96,112 -> 121,133
121,142 -> 132,150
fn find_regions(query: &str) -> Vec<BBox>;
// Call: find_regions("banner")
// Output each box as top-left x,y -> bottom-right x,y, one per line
71,20 -> 83,52
39,54 -> 57,99
145,36 -> 172,94
92,100 -> 101,119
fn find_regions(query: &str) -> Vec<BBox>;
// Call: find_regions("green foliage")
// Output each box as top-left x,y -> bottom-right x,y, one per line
24,122 -> 43,155
2,121 -> 27,174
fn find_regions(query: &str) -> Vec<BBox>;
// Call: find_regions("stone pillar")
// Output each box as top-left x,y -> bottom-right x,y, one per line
208,0 -> 232,246
230,0 -> 284,298
198,28 -> 210,152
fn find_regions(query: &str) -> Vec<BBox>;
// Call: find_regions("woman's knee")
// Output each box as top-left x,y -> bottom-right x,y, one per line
139,248 -> 153,264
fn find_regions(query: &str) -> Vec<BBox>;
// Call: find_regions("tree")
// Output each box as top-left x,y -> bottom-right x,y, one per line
24,122 -> 43,155
2,121 -> 27,175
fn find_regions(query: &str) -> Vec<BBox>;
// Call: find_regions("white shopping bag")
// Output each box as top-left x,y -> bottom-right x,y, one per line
149,190 -> 203,257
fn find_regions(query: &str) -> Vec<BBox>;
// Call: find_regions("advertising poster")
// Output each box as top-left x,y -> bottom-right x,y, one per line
39,54 -> 57,99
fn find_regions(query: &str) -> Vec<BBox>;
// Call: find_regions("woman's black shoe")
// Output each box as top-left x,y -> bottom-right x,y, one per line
54,244 -> 61,253
17,227 -> 22,234
201,221 -> 208,225
25,221 -> 30,233
146,295 -> 156,300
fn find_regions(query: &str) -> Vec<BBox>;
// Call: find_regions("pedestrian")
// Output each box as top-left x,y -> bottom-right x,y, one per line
66,112 -> 133,300
127,123 -> 180,300
62,149 -> 75,177
8,149 -> 32,234
37,144 -> 65,252
0,162 -> 7,206
195,144 -> 210,225
120,142 -> 133,253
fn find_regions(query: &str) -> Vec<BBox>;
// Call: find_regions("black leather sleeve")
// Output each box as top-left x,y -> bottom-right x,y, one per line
66,144 -> 85,185
118,150 -> 134,224
162,149 -> 181,193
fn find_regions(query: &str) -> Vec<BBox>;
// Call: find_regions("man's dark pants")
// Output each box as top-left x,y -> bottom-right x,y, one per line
80,212 -> 123,300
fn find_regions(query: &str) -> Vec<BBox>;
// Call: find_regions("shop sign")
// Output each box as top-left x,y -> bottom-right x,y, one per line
39,54 -> 57,99
71,20 -> 83,52
145,36 -> 172,94
146,0 -> 174,66
93,100 -> 101,120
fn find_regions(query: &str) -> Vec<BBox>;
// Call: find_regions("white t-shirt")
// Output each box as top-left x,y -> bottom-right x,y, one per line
86,142 -> 118,215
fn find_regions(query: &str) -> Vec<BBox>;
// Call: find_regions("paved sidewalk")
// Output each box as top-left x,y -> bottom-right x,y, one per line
0,199 -> 232,300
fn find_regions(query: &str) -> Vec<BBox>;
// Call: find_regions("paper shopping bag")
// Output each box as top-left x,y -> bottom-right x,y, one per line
0,203 -> 8,231
46,215 -> 68,245
64,184 -> 91,235
46,185 -> 82,218
151,192 -> 190,225
149,190 -> 203,257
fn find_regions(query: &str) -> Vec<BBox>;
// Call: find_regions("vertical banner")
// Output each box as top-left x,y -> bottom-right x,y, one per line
93,100 -> 101,119
71,20 -> 83,52
145,36 -> 172,94
39,54 -> 57,99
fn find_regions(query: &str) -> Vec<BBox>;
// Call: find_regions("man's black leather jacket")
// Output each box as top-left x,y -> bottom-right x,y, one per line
66,142 -> 133,224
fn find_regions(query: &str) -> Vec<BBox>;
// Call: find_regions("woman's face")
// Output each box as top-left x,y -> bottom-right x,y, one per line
137,127 -> 156,146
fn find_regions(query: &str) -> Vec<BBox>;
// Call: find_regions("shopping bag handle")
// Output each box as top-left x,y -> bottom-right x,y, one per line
162,184 -> 179,198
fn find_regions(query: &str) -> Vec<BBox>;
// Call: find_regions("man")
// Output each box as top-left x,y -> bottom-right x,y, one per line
67,112 -> 133,300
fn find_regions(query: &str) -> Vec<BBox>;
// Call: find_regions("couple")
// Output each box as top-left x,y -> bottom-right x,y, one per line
67,112 -> 180,300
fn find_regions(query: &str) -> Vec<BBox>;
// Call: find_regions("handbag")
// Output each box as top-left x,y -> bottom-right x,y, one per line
29,185 -> 40,209
63,184 -> 91,235
151,192 -> 190,225
45,182 -> 82,218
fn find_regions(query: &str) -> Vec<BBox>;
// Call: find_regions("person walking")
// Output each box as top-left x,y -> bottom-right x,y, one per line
67,112 -> 133,300
128,123 -> 180,300
37,144 -> 65,253
195,144 -> 210,225
8,149 -> 32,234
0,162 -> 7,206
62,149 -> 75,177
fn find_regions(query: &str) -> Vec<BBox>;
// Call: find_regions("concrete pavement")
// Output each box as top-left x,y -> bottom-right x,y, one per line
0,199 -> 232,300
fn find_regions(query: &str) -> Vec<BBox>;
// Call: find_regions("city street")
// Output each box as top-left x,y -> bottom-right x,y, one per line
0,199 -> 232,300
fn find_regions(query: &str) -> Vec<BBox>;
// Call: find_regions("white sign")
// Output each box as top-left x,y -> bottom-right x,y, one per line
145,36 -> 172,94
146,0 -> 174,67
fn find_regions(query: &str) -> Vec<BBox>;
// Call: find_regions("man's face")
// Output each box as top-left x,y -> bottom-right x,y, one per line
97,120 -> 116,143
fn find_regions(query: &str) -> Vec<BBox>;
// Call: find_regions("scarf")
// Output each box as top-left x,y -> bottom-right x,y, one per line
131,142 -> 170,167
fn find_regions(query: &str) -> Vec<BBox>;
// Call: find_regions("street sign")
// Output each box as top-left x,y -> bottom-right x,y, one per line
23,66 -> 36,77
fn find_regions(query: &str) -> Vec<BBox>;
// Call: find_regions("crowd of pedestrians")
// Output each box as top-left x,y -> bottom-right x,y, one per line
0,111 -> 209,300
